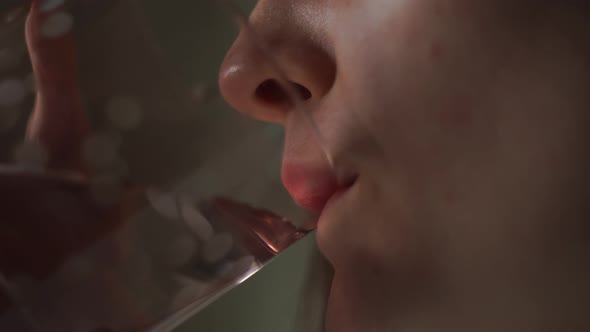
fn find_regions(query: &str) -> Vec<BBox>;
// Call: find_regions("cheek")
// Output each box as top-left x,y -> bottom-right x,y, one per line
332,0 -> 489,140
321,0 -> 504,277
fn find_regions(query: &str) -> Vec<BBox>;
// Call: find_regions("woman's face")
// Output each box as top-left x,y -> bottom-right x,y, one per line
220,1 -> 590,331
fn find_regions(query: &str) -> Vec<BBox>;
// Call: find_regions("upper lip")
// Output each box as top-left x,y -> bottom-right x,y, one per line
281,163 -> 356,213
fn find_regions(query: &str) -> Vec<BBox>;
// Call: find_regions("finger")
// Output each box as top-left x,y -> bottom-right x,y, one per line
24,0 -> 89,174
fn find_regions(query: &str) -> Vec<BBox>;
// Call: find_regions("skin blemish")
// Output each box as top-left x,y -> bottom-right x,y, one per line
439,108 -> 473,129
444,190 -> 456,206
429,42 -> 444,61
436,95 -> 475,131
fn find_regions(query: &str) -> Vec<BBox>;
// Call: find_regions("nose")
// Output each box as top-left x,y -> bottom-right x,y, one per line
218,2 -> 336,124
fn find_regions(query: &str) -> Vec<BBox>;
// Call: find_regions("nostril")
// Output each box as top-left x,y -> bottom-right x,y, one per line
292,82 -> 312,100
255,79 -> 312,108
256,79 -> 289,106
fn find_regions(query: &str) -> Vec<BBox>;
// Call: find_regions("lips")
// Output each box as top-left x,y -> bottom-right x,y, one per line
281,163 -> 355,214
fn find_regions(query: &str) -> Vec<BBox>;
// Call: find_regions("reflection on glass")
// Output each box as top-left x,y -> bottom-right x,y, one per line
0,1 -> 311,331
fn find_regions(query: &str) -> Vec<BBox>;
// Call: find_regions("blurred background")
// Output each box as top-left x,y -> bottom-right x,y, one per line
0,0 -> 303,220
0,1 -> 317,331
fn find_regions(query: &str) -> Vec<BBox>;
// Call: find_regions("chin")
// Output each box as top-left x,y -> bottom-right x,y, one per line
324,272 -> 390,332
